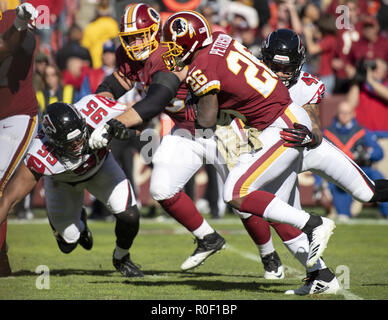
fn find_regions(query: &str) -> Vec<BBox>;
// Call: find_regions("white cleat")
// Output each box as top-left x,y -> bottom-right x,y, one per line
285,268 -> 340,295
306,217 -> 336,268
181,232 -> 226,271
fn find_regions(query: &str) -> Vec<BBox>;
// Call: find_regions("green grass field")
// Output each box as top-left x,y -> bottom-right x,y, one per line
1,208 -> 388,303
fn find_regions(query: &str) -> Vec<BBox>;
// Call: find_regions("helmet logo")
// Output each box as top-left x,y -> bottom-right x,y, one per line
171,17 -> 190,40
42,114 -> 56,134
148,8 -> 160,23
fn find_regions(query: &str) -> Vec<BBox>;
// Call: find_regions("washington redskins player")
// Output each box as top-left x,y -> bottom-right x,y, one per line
0,3 -> 39,277
0,95 -> 143,278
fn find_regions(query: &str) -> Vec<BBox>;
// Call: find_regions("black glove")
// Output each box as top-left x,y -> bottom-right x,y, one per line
106,119 -> 137,140
280,123 -> 319,149
352,58 -> 367,85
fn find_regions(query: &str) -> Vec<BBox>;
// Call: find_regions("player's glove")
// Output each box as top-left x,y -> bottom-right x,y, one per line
88,119 -> 137,149
280,123 -> 319,149
14,3 -> 38,31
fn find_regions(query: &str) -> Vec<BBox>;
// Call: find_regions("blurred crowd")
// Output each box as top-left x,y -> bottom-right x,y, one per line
3,0 -> 388,220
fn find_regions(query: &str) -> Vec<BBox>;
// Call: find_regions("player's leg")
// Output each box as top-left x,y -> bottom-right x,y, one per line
361,167 -> 388,218
43,177 -> 86,254
88,153 -> 142,277
0,115 -> 37,277
302,138 -> 384,203
224,105 -> 335,268
150,134 -> 225,270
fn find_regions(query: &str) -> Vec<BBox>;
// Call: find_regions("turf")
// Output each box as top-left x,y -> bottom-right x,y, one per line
1,208 -> 388,303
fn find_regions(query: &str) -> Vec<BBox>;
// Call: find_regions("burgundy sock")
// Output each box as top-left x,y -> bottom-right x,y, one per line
239,190 -> 276,217
270,222 -> 302,242
241,215 -> 271,245
0,220 -> 7,252
159,191 -> 204,232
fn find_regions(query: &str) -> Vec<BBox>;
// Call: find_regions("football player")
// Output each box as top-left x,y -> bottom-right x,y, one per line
0,3 -> 39,277
161,10 -> 336,274
88,4 -> 324,279
0,95 -> 143,278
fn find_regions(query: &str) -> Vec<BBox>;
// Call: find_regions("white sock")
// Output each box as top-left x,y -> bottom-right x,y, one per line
258,237 -> 275,257
283,233 -> 327,272
114,246 -> 129,260
192,220 -> 214,239
263,197 -> 310,230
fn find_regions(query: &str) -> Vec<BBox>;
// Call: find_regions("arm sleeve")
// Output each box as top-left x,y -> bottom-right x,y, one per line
95,74 -> 127,99
132,71 -> 181,121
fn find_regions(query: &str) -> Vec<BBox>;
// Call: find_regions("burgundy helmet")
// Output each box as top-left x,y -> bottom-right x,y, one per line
119,3 -> 161,61
161,10 -> 212,70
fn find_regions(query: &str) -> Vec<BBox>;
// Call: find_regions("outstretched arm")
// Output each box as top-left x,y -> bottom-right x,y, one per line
0,163 -> 40,225
0,3 -> 38,62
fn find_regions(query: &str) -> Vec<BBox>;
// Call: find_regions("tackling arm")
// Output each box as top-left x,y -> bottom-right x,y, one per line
0,163 -> 40,225
302,103 -> 323,146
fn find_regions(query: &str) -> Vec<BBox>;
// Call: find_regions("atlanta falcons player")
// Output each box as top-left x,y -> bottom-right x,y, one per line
0,94 -> 143,278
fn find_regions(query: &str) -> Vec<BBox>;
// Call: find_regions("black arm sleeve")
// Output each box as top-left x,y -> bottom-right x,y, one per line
95,74 -> 127,99
132,71 -> 181,122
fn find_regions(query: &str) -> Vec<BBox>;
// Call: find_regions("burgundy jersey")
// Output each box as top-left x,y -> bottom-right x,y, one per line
115,45 -> 195,133
0,10 -> 38,120
186,32 -> 292,130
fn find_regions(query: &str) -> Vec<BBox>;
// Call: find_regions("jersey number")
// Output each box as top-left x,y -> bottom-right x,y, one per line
37,144 -> 58,166
301,73 -> 319,86
81,100 -> 109,125
226,41 -> 278,98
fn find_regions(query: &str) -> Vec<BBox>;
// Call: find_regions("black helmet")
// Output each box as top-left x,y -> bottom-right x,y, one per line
261,29 -> 306,87
41,102 -> 89,159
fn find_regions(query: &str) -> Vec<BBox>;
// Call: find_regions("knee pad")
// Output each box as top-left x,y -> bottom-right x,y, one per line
115,205 -> 140,226
150,181 -> 180,201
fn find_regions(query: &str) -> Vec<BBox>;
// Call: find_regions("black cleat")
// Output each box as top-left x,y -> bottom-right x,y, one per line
113,252 -> 144,277
79,208 -> 93,250
181,232 -> 226,271
261,251 -> 284,279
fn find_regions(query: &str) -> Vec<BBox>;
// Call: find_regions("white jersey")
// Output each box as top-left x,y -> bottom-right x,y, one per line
288,72 -> 325,107
24,94 -> 128,183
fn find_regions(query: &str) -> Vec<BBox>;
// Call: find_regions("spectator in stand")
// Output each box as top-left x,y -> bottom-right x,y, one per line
79,39 -> 117,97
347,58 -> 388,135
81,0 -> 119,69
36,64 -> 78,114
265,0 -> 303,38
198,1 -> 227,33
33,51 -> 49,91
303,13 -> 337,95
345,15 -> 388,81
55,24 -> 92,71
322,101 -> 388,220
332,0 -> 363,94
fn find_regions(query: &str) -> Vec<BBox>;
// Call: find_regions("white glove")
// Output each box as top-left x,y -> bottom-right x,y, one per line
88,124 -> 111,150
14,3 -> 38,31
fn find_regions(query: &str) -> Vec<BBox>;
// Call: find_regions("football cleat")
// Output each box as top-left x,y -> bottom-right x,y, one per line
262,251 -> 285,280
0,243 -> 12,277
181,232 -> 226,271
285,268 -> 340,295
113,251 -> 144,277
306,217 -> 335,268
78,208 -> 93,251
